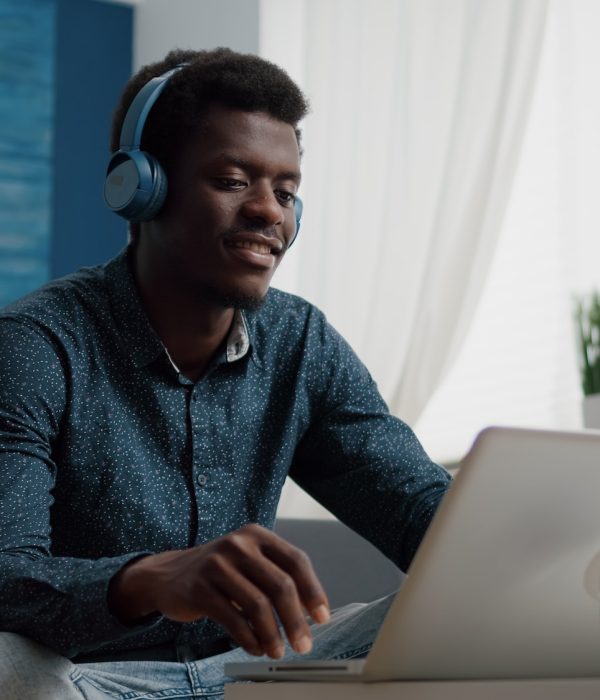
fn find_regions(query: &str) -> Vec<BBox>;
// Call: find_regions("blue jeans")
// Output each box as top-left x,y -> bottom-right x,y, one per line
0,593 -> 395,699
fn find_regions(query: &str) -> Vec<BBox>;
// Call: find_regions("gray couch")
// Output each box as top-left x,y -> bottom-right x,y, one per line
273,519 -> 404,609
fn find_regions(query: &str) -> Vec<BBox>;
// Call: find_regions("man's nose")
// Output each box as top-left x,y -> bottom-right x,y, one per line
241,188 -> 283,228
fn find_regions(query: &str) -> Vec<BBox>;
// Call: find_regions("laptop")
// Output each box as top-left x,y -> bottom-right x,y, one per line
226,426 -> 600,682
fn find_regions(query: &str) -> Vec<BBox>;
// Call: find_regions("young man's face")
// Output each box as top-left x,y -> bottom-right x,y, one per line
138,104 -> 302,310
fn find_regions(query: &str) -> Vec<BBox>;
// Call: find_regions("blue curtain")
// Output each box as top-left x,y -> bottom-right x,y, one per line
0,0 -> 132,307
0,0 -> 55,307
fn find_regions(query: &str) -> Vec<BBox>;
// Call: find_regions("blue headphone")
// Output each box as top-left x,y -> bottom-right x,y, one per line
104,65 -> 303,245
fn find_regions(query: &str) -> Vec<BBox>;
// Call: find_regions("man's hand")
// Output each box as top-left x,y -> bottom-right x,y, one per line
108,524 -> 330,659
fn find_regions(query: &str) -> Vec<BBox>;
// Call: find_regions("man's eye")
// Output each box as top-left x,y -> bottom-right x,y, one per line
216,178 -> 246,190
275,190 -> 296,206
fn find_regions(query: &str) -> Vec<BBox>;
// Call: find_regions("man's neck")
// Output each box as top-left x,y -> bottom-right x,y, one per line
132,254 -> 235,381
150,303 -> 234,382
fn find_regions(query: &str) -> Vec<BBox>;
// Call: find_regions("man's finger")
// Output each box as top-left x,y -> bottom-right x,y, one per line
239,554 -> 314,654
216,568 -> 286,659
206,591 -> 264,657
261,534 -> 331,624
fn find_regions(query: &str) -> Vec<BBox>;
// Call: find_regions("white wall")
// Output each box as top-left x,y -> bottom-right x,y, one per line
134,0 -> 259,69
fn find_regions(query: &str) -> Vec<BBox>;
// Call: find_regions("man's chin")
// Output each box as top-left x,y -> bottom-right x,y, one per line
204,285 -> 268,312
222,292 -> 266,312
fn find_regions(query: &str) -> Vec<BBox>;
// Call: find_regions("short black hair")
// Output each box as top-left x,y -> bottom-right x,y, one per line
110,46 -> 309,181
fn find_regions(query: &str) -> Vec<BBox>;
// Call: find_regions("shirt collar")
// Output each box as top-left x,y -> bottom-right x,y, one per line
226,310 -> 250,363
105,248 -> 254,370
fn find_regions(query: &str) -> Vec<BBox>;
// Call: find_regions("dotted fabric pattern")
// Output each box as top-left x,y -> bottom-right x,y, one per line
0,247 -> 451,659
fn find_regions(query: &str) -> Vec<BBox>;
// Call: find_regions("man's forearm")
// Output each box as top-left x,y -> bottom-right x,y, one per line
107,553 -> 165,623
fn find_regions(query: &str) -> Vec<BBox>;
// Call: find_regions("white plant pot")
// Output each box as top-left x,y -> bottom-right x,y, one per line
583,394 -> 600,429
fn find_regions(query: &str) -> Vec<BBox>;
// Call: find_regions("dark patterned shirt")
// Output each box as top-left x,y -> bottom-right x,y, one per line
0,247 -> 451,660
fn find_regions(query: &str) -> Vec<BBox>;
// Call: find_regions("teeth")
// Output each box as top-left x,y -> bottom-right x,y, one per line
232,241 -> 272,255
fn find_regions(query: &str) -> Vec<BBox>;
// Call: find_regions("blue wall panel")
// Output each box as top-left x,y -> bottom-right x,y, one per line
0,0 -> 133,305
0,0 -> 55,306
51,0 -> 133,278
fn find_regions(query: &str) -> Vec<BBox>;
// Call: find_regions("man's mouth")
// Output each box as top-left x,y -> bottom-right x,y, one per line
230,240 -> 273,256
223,234 -> 282,270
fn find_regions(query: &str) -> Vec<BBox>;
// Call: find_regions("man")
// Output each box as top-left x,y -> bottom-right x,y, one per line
0,48 -> 451,698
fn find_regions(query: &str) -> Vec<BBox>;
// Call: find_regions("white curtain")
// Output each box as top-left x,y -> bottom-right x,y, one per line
416,0 -> 600,462
259,0 -> 549,516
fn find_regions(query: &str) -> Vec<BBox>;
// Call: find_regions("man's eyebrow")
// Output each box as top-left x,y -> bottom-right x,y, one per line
216,154 -> 302,183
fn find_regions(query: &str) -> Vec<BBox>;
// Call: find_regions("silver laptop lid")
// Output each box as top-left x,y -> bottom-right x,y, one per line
365,426 -> 600,681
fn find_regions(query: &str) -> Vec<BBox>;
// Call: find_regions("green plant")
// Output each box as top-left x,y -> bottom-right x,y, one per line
575,292 -> 600,396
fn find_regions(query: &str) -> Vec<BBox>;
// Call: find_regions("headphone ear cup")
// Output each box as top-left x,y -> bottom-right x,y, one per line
135,155 -> 168,222
104,150 -> 168,223
288,195 -> 303,248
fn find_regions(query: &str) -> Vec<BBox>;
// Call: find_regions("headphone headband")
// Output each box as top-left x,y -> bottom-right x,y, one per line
119,65 -> 185,149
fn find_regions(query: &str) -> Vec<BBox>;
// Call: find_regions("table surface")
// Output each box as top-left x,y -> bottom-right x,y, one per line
225,677 -> 600,700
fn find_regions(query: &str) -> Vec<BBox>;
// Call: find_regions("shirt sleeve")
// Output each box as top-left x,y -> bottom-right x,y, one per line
0,318 -> 159,657
289,315 -> 452,573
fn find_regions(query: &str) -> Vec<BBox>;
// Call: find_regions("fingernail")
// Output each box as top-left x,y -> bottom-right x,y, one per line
268,644 -> 285,659
312,604 -> 330,624
294,635 -> 312,655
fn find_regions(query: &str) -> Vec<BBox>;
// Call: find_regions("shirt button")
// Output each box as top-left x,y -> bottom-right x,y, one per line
192,393 -> 198,402
197,474 -> 208,486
